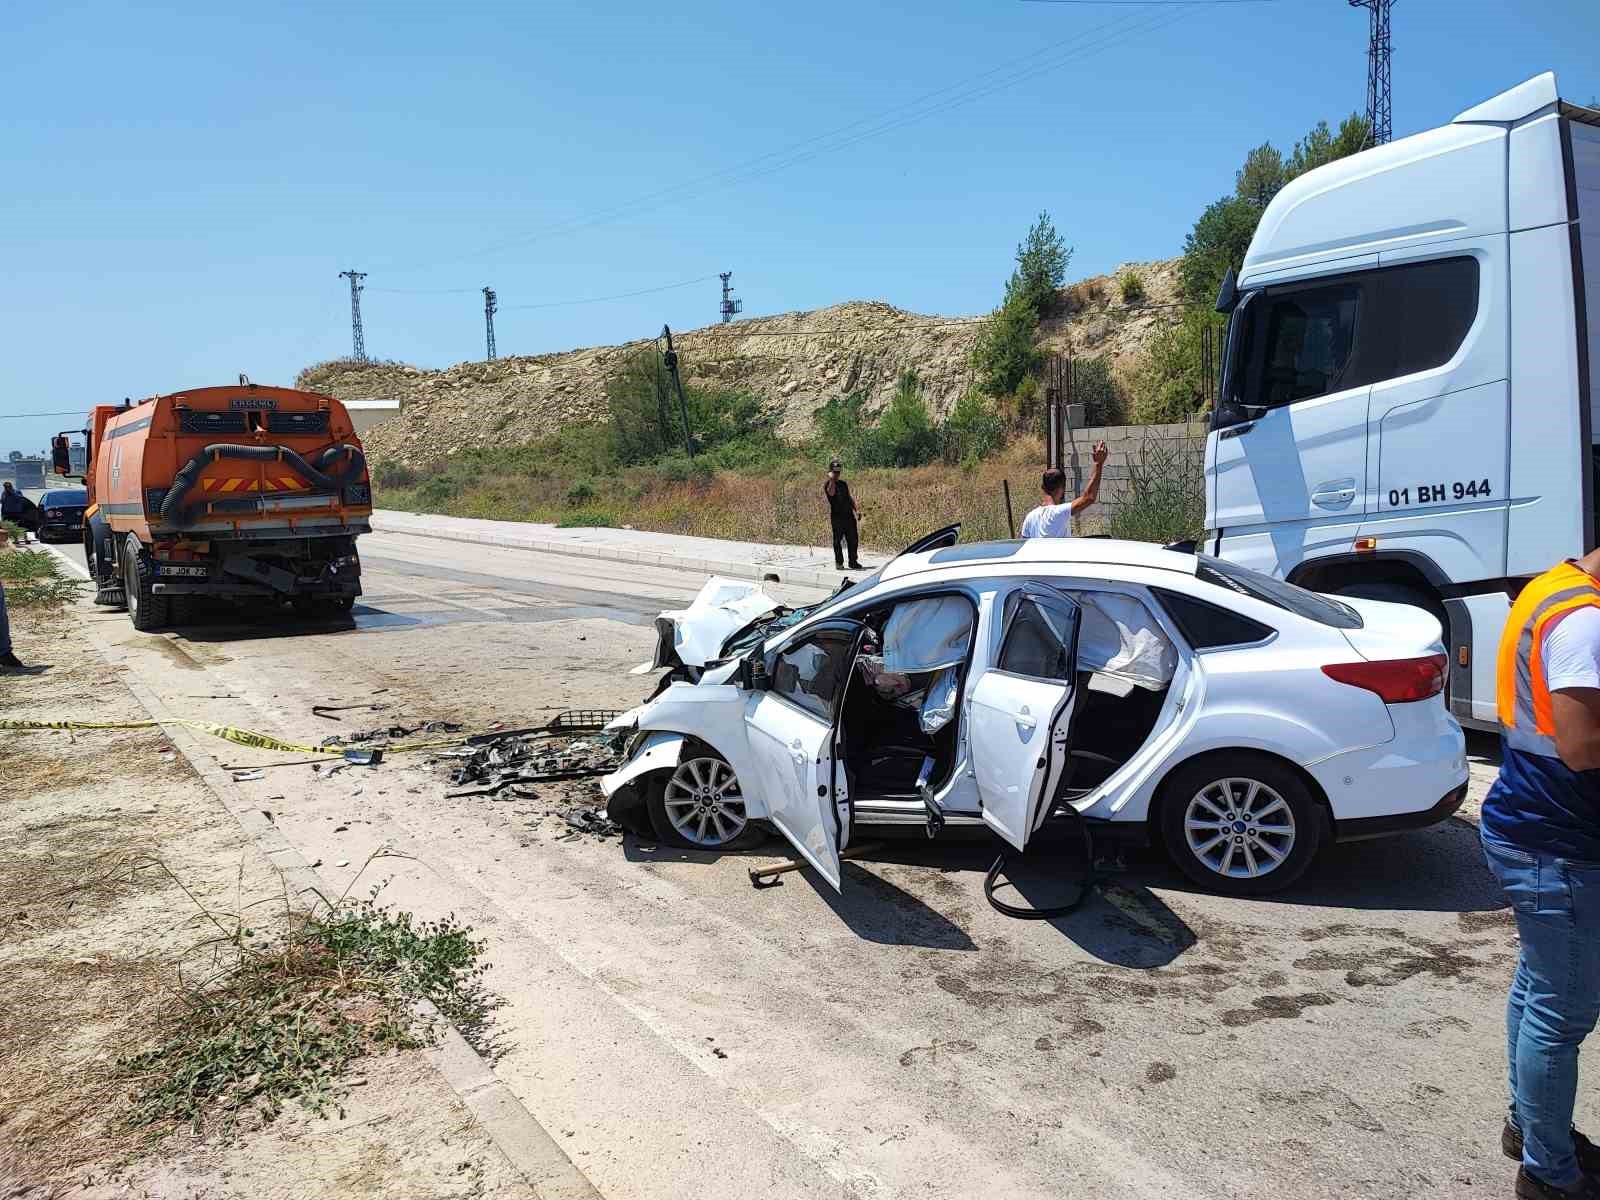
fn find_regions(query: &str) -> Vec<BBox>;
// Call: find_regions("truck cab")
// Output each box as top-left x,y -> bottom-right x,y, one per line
1205,73 -> 1600,727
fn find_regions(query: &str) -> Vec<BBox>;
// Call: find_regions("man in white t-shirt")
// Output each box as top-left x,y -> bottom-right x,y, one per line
1020,441 -> 1109,538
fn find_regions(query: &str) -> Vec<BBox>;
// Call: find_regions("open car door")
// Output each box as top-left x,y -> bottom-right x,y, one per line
970,586 -> 1081,851
743,618 -> 865,889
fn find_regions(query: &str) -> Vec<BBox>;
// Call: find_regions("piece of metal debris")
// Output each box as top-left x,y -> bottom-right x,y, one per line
312,702 -> 392,722
231,769 -> 265,782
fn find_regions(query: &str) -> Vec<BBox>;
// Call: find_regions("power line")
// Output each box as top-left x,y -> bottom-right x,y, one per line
497,275 -> 717,311
0,410 -> 92,420
378,5 -> 1197,274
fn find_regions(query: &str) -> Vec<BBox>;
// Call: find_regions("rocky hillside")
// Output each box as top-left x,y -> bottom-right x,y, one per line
299,258 -> 1180,466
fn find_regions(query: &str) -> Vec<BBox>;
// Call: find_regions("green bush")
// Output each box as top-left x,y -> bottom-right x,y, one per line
941,390 -> 1005,463
1104,438 -> 1207,544
372,461 -> 421,489
1129,305 -> 1227,425
814,391 -> 872,465
654,450 -> 714,485
414,474 -> 460,510
1118,270 -> 1146,305
872,372 -> 940,468
557,507 -> 617,528
1070,357 -> 1128,427
565,479 -> 596,506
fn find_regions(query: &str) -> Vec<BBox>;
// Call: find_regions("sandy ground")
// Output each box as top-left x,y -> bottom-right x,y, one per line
26,529 -> 1573,1200
0,591 -> 537,1199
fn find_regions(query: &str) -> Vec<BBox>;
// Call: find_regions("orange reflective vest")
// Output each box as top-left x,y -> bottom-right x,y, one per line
1496,561 -> 1600,757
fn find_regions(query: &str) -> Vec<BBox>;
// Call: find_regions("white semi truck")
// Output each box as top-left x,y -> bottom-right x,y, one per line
1204,72 -> 1599,728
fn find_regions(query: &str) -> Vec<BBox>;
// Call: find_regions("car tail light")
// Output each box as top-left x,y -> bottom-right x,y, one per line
1321,654 -> 1447,703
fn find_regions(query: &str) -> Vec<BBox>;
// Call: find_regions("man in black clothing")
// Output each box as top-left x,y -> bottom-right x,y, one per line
1,483 -> 39,541
824,458 -> 863,570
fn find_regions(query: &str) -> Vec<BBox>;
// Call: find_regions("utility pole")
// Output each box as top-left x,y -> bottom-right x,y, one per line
339,269 -> 369,362
660,325 -> 694,456
482,287 -> 498,361
1349,0 -> 1394,146
718,271 -> 743,324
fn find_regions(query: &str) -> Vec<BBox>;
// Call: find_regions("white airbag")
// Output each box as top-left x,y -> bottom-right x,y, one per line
1071,593 -> 1177,691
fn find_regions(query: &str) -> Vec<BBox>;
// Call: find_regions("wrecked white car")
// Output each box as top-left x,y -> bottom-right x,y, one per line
603,537 -> 1468,896
638,525 -> 963,688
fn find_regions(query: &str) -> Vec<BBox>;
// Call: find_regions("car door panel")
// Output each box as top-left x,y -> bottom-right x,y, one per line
746,695 -> 842,887
970,587 -> 1081,851
743,618 -> 864,890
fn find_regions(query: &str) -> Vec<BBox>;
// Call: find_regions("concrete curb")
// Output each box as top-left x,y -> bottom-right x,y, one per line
80,616 -> 602,1200
370,511 -> 869,591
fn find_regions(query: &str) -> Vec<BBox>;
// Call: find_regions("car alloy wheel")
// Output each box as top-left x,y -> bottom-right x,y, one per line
661,756 -> 748,847
1183,777 -> 1295,879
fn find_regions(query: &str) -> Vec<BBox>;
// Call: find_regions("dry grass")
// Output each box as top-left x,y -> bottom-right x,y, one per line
386,435 -> 1091,551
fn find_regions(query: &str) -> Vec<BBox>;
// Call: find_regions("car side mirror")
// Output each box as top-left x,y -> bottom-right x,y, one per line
738,655 -> 769,691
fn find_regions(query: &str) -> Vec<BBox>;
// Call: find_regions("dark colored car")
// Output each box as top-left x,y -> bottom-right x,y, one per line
37,487 -> 88,544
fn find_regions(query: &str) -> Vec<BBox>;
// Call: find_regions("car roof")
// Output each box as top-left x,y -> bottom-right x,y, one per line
42,488 -> 86,502
879,537 -> 1203,584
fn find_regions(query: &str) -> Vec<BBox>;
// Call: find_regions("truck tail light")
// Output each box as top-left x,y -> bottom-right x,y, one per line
1321,654 -> 1448,703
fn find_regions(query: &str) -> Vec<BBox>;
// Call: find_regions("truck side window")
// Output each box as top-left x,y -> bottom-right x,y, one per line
1387,257 -> 1478,377
1246,282 -> 1364,410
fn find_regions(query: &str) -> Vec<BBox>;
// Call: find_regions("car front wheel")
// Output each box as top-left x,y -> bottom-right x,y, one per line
646,749 -> 765,851
1158,754 -> 1323,896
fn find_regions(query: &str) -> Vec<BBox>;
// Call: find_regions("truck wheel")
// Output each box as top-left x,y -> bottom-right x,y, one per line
123,538 -> 171,633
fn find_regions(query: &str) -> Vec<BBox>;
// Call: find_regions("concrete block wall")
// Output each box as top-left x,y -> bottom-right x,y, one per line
1059,418 -> 1208,528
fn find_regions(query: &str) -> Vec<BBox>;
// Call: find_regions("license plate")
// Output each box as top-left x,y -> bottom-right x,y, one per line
157,564 -> 209,577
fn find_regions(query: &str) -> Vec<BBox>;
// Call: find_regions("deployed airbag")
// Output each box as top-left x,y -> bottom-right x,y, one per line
1069,592 -> 1177,691
881,595 -> 973,674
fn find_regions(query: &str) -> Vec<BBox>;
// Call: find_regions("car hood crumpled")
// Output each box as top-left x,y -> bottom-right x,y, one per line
661,576 -> 783,668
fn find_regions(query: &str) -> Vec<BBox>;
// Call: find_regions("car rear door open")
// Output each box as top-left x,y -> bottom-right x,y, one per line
971,587 -> 1081,851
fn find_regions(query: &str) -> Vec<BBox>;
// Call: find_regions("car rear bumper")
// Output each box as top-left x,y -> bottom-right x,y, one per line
1304,698 -> 1468,836
1333,783 -> 1469,842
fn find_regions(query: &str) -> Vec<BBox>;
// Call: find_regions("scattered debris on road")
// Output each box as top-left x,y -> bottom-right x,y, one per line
320,719 -> 462,748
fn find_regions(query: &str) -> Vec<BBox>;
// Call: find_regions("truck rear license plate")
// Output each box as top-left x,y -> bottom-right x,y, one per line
157,564 -> 208,577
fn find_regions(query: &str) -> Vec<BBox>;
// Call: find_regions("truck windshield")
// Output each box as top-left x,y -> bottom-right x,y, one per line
1213,291 -> 1256,430
1194,554 -> 1363,629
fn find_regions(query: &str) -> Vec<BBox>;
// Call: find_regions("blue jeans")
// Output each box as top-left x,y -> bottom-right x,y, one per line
0,580 -> 10,657
1482,828 -> 1600,1188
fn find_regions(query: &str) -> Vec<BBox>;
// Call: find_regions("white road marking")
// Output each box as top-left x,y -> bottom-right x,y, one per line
36,540 -> 91,579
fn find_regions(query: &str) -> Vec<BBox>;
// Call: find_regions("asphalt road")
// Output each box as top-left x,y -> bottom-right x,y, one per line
32,527 -> 1555,1200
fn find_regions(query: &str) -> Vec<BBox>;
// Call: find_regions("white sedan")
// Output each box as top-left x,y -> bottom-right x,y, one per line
602,537 -> 1468,896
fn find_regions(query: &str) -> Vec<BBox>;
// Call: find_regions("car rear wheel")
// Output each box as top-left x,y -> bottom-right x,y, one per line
1158,754 -> 1322,896
646,749 -> 765,851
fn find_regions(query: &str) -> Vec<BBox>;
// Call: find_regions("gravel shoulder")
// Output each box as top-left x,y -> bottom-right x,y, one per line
0,590 -> 540,1200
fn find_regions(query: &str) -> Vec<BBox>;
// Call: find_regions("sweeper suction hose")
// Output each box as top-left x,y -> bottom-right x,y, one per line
161,443 -> 366,525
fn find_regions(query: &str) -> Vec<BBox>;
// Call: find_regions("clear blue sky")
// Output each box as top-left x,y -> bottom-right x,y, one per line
2,0 -> 1594,454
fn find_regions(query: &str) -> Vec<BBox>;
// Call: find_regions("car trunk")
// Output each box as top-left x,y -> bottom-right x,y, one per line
1331,595 -> 1446,662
